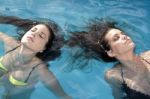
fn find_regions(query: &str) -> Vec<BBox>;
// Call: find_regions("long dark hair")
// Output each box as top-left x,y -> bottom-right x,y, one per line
0,15 -> 64,62
67,18 -> 124,63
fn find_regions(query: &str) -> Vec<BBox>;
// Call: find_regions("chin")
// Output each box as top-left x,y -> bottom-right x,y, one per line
129,45 -> 135,50
129,42 -> 135,48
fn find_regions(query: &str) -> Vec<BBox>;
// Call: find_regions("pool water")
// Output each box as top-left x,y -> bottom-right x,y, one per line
0,0 -> 150,99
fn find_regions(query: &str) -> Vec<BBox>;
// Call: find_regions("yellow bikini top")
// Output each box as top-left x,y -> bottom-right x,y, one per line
0,57 -> 28,86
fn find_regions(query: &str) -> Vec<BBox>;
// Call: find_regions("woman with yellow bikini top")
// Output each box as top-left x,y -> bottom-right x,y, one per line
0,43 -> 44,86
0,15 -> 71,99
0,48 -> 40,86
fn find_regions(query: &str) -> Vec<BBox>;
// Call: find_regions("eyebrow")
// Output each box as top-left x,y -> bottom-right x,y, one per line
113,31 -> 123,38
33,27 -> 37,30
113,33 -> 119,37
112,33 -> 119,39
110,32 -> 123,41
120,31 -> 124,34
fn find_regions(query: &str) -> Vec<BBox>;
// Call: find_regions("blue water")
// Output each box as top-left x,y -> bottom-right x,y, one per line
0,0 -> 150,99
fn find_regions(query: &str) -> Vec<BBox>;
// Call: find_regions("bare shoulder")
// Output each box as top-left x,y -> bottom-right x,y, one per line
36,62 -> 53,76
36,62 -> 57,83
0,32 -> 21,52
140,50 -> 150,59
105,64 -> 122,85
36,62 -> 49,71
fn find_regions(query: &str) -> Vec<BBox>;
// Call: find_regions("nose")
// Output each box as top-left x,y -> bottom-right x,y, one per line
31,33 -> 35,37
122,35 -> 127,40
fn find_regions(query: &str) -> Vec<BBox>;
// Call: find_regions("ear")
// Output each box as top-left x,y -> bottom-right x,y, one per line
107,50 -> 115,57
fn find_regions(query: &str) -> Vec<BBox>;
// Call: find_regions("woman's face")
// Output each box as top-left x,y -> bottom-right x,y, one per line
105,28 -> 135,57
21,24 -> 51,53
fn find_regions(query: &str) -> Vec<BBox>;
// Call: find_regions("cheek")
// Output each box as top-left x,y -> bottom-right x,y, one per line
31,43 -> 45,52
110,43 -> 124,52
21,35 -> 27,42
21,33 -> 29,42
37,41 -> 47,49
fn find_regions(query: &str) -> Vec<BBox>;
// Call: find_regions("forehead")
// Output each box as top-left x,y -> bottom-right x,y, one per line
33,24 -> 50,35
105,28 -> 122,41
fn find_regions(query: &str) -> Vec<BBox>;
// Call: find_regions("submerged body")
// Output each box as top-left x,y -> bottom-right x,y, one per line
0,16 -> 71,99
104,29 -> 150,99
67,19 -> 150,99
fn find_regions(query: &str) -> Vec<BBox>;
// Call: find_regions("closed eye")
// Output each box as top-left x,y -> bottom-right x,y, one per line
39,32 -> 46,39
113,34 -> 120,41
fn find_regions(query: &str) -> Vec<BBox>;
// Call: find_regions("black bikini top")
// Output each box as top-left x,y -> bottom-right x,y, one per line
120,58 -> 150,99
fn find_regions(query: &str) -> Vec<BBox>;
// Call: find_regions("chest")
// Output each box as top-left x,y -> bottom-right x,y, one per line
11,60 -> 41,83
10,67 -> 39,84
119,66 -> 150,95
2,55 -> 41,84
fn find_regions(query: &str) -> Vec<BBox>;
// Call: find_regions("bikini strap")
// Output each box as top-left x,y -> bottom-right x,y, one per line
24,62 -> 45,83
6,44 -> 21,54
120,65 -> 126,84
141,57 -> 150,65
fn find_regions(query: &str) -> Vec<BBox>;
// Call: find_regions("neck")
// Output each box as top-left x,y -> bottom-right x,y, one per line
117,52 -> 142,70
18,43 -> 37,63
117,52 -> 149,78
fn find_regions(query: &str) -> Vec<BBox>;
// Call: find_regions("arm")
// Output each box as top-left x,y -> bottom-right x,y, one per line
0,32 -> 18,44
38,64 -> 71,99
105,69 -> 123,99
0,32 -> 20,52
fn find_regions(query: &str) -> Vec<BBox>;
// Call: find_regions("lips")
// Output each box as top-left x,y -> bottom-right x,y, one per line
27,36 -> 34,42
125,39 -> 131,44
